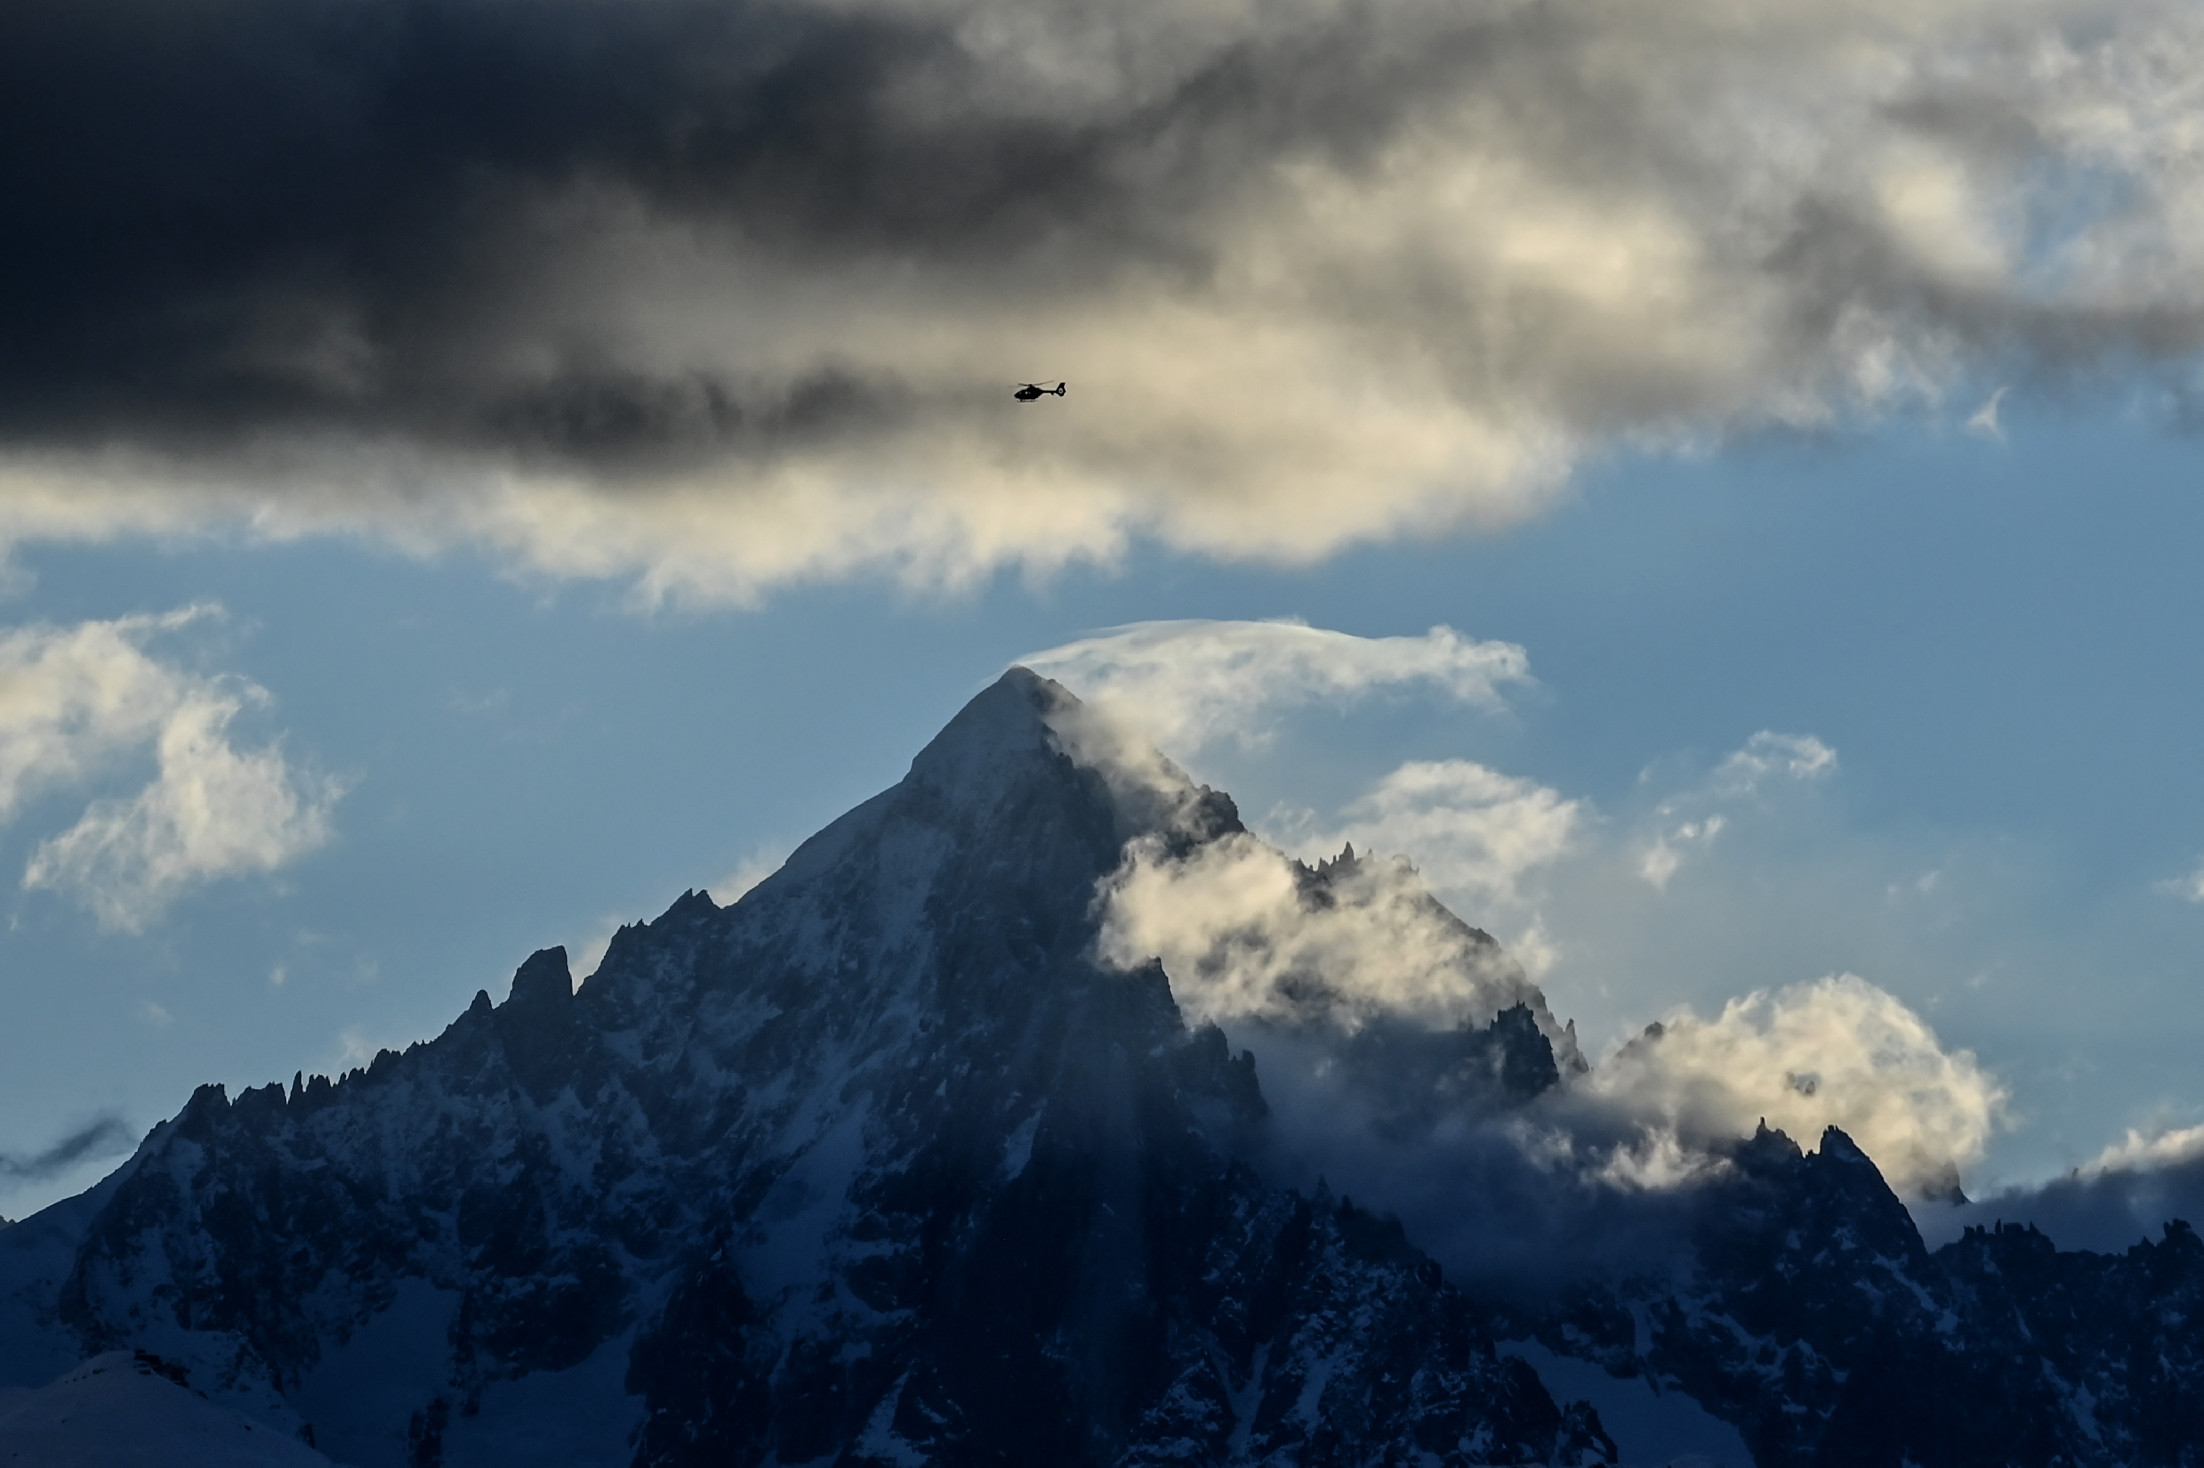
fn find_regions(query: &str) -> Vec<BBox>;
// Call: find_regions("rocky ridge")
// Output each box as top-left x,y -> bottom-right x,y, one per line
0,668 -> 2199,1466
0,669 -> 1606,1467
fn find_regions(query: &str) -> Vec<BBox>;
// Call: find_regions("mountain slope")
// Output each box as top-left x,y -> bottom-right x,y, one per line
1517,1123 -> 2204,1467
4,669 -> 1609,1467
0,1350 -> 336,1468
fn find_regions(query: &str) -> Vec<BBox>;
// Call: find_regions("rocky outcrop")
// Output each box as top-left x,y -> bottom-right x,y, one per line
1516,1122 -> 2204,1466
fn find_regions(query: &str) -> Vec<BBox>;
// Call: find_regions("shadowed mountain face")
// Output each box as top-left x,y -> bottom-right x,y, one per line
1,670 -> 1606,1467
4,669 -> 2203,1468
1509,1123 -> 2204,1468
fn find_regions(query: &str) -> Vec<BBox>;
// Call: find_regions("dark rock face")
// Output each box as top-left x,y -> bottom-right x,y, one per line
19,670 -> 1611,1466
1519,1123 -> 2204,1467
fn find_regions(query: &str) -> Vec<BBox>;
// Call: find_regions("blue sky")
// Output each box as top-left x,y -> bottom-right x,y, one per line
3,400 -> 2200,1219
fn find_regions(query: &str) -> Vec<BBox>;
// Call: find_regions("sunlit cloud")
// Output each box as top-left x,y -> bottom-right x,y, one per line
0,610 -> 340,929
1585,974 -> 2006,1197
25,697 -> 342,931
1303,759 -> 1582,908
1038,636 -> 2006,1197
1078,691 -> 1997,1198
1097,830 -> 1546,1036
2086,1123 -> 2204,1175
1023,620 -> 1529,754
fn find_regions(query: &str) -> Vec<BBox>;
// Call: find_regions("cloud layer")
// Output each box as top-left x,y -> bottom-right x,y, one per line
5,0 -> 2204,595
1035,621 -> 2006,1202
1025,620 -> 1528,754
0,611 -> 340,928
1921,1125 -> 2204,1253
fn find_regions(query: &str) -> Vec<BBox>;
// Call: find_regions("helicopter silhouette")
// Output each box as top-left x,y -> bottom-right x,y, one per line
1013,382 -> 1067,402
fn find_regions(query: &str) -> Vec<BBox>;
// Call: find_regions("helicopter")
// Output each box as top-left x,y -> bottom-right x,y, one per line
1013,382 -> 1067,402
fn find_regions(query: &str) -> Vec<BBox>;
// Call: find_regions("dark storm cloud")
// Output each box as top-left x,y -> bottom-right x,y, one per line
0,1114 -> 135,1182
0,0 -> 1503,465
0,0 -> 2200,597
0,0 -> 1039,459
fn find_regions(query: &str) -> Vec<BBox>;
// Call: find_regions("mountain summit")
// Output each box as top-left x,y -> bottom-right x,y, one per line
0,670 -> 1610,1467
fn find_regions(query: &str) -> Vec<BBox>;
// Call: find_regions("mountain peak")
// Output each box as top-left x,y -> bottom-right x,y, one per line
904,665 -> 1071,800
505,946 -> 572,1008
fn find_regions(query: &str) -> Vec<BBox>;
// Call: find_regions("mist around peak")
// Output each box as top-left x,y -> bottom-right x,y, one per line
1039,673 -> 2004,1292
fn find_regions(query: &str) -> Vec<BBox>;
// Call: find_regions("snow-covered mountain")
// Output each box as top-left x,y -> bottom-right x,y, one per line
0,1349 -> 337,1468
1,669 -> 2200,1467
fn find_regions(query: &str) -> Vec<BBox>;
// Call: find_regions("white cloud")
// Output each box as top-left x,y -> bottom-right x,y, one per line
2082,1123 -> 2204,1175
1613,733 -> 1834,894
25,696 -> 341,931
1022,620 -> 1529,755
1043,672 -> 2004,1197
1305,759 -> 1582,908
0,610 -> 340,929
1637,816 -> 1725,892
0,608 -> 210,818
1586,974 -> 2006,1196
1966,386 -> 2010,440
1637,840 -> 1682,892
713,848 -> 790,905
1096,830 -> 1544,1036
2155,858 -> 2204,903
1716,731 -> 1838,793
1016,630 -> 2071,1199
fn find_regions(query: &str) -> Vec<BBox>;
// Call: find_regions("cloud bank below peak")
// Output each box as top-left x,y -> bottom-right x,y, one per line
1031,618 -> 2013,1200
5,0 -> 2204,596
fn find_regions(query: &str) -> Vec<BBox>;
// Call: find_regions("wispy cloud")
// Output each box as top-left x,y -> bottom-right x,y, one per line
2083,1122 -> 2204,1176
1920,1117 -> 2204,1252
712,848 -> 789,906
1023,620 -> 1529,754
0,608 -> 213,819
1716,732 -> 1838,794
3,0 -> 2203,597
25,697 -> 342,931
0,610 -> 340,928
0,1115 -> 135,1182
1966,386 -> 2010,440
1305,759 -> 1582,909
2156,858 -> 2204,904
